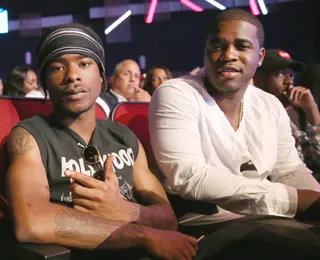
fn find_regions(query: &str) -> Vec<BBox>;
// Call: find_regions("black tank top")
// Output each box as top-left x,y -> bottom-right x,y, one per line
16,115 -> 139,205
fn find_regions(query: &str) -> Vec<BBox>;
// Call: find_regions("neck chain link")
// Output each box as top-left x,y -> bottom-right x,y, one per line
240,98 -> 244,122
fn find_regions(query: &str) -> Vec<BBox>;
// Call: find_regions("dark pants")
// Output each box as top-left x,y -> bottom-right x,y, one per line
181,216 -> 320,260
71,247 -> 151,260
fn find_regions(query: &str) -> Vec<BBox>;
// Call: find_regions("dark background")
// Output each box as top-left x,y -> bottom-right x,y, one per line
0,0 -> 318,79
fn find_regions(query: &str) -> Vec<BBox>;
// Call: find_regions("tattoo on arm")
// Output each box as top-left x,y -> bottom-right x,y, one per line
55,208 -> 147,249
55,208 -> 107,240
7,128 -> 34,157
130,203 -> 141,222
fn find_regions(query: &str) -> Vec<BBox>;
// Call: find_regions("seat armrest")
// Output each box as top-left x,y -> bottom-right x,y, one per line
0,238 -> 71,260
20,243 -> 71,260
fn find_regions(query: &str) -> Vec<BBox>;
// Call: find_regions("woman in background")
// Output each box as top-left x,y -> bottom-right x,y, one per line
144,65 -> 173,95
4,66 -> 41,97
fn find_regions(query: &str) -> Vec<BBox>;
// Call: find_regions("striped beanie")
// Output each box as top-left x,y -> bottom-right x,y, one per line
37,23 -> 105,85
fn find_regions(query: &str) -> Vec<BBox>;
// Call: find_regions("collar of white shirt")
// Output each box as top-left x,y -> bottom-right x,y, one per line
110,89 -> 127,102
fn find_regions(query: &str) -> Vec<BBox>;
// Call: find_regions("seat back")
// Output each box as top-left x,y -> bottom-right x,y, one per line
110,102 -> 165,182
11,98 -> 53,119
111,102 -> 150,153
0,99 -> 20,220
10,97 -> 107,120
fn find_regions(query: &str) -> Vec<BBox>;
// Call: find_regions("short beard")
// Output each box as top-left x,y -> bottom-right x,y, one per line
61,109 -> 83,119
215,87 -> 240,94
204,76 -> 240,97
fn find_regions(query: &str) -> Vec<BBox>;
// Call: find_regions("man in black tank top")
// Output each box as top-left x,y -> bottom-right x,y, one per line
5,23 -> 199,260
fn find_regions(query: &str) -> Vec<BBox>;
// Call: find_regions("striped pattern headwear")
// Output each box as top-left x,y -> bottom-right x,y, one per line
37,24 -> 105,85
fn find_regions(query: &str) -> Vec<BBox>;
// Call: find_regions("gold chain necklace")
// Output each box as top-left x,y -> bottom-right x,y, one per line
240,98 -> 244,122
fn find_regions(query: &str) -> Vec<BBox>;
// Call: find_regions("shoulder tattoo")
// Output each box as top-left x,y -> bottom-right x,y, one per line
7,128 -> 34,157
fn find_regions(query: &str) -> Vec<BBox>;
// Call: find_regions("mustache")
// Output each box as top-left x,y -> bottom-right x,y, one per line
63,86 -> 88,95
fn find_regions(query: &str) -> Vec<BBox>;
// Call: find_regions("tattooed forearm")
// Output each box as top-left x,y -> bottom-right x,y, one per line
55,208 -> 111,240
55,208 -> 148,250
130,203 -> 141,222
7,127 -> 34,157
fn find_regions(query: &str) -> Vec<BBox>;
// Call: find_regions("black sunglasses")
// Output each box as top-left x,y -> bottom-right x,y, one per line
81,145 -> 128,201
81,145 -> 105,181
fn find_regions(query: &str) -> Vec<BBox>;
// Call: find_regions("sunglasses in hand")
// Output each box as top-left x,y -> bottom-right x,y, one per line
81,145 -> 127,201
81,145 -> 105,181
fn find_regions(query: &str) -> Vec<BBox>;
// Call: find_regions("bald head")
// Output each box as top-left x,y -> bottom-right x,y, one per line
113,59 -> 140,76
111,59 -> 141,100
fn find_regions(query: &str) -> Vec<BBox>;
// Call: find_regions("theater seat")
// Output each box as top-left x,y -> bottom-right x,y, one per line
0,99 -> 20,198
110,102 -> 164,182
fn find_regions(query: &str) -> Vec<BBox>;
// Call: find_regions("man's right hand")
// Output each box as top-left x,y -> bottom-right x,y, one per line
283,85 -> 317,110
283,85 -> 320,125
144,229 -> 198,260
133,87 -> 151,102
66,155 -> 134,222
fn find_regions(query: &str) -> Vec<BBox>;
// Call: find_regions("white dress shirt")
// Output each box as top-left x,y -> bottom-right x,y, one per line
149,75 -> 320,221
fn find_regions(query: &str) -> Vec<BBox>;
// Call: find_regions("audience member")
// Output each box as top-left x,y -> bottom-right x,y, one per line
4,66 -> 40,97
299,62 -> 320,109
144,65 -> 173,95
254,49 -> 320,175
149,9 -> 320,224
6,23 -> 198,260
100,60 -> 151,115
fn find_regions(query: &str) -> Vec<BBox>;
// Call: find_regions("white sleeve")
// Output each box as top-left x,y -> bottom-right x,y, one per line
149,84 -> 298,217
270,99 -> 320,192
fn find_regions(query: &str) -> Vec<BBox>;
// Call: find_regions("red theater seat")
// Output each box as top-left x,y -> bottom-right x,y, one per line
10,97 -> 107,120
110,102 -> 166,184
110,102 -> 150,155
0,99 -> 20,198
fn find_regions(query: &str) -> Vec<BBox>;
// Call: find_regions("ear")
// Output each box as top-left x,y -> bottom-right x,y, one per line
258,47 -> 266,67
